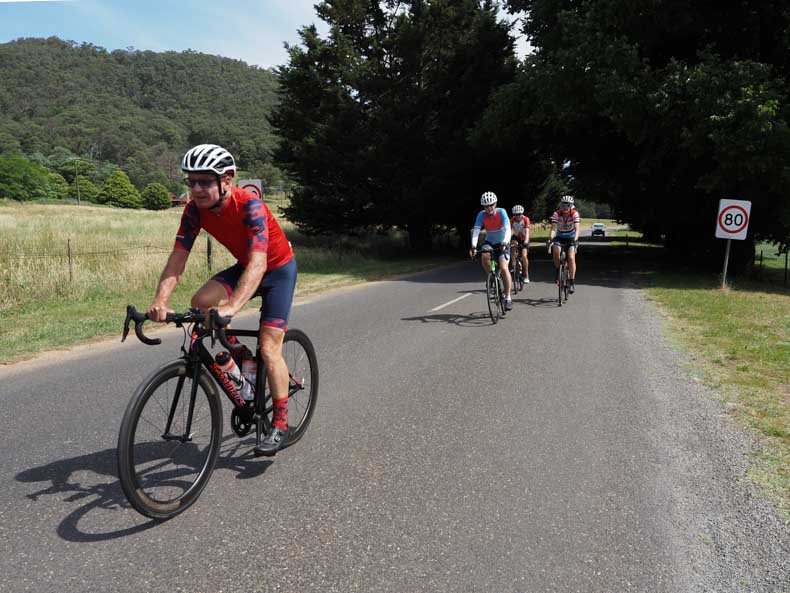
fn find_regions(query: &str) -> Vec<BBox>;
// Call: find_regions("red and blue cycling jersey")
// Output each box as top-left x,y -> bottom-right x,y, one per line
472,208 -> 511,246
174,186 -> 293,270
550,208 -> 580,238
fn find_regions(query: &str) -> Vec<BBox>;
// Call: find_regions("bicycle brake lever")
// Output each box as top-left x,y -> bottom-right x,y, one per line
121,305 -> 133,342
209,309 -> 242,353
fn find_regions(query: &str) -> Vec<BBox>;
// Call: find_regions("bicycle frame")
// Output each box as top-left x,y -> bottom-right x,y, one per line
162,325 -> 304,442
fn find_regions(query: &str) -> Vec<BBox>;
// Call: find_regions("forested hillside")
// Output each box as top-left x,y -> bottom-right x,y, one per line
0,37 -> 282,191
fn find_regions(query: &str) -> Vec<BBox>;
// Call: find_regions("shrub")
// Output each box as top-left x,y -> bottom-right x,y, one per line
142,182 -> 171,210
98,170 -> 142,208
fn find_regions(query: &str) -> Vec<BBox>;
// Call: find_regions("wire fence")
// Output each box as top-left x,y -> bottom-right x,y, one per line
0,237 -> 221,280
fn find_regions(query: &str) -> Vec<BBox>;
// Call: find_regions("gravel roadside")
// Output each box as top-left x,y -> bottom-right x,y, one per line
623,289 -> 788,592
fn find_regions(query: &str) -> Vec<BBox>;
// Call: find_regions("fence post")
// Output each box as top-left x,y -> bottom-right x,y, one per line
67,239 -> 73,281
760,250 -> 763,271
785,250 -> 788,286
207,236 -> 212,271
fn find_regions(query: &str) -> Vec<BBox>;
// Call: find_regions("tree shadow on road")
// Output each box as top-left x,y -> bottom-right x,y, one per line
14,435 -> 270,542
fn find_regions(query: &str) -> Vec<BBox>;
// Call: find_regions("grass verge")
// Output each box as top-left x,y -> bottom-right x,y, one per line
0,200 -> 454,364
637,264 -> 789,522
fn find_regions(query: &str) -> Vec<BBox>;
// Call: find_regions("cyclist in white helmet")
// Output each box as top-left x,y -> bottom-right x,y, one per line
548,194 -> 580,293
469,191 -> 513,311
147,144 -> 297,456
510,204 -> 530,283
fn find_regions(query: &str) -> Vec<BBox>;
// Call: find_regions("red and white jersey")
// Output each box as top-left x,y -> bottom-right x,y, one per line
550,208 -> 580,234
511,216 -> 530,241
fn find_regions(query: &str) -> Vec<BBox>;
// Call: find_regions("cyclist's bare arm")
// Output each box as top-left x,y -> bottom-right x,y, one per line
549,222 -> 557,243
149,248 -> 189,321
215,251 -> 267,318
574,221 -> 580,243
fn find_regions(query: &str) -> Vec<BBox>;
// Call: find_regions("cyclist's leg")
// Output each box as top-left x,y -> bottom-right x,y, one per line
190,263 -> 243,311
480,250 -> 491,275
498,254 -> 512,296
552,242 -> 561,269
521,245 -> 529,280
567,243 -> 577,280
257,258 -> 297,399
256,258 -> 297,454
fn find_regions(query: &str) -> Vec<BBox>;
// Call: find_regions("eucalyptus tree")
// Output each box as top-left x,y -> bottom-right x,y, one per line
274,0 -> 517,249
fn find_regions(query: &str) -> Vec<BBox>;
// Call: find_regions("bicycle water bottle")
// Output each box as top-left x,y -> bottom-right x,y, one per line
215,351 -> 253,401
240,348 -> 256,391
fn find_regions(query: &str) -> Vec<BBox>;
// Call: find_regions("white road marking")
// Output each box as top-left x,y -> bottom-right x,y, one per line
429,293 -> 473,312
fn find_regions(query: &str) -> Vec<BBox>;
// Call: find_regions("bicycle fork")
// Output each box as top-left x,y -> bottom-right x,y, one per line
161,363 -> 201,443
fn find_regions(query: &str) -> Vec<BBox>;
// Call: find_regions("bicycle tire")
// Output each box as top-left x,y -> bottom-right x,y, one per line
117,359 -> 222,521
558,263 -> 564,307
512,260 -> 523,294
260,329 -> 319,448
486,272 -> 500,324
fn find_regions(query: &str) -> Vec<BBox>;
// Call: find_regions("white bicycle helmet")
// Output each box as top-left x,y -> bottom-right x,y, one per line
480,191 -> 497,206
560,195 -> 574,206
512,205 -> 524,215
181,144 -> 236,175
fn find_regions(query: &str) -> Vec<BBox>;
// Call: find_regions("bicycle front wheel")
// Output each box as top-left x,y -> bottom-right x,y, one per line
558,264 -> 564,307
512,260 -> 523,294
486,273 -> 500,324
261,329 -> 319,448
117,360 -> 222,521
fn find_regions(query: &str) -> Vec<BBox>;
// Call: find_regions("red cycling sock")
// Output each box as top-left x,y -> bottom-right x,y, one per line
272,398 -> 288,430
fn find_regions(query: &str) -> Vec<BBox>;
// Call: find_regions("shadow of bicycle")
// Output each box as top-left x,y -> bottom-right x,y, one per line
14,435 -> 271,542
401,310 -> 496,327
511,295 -> 562,308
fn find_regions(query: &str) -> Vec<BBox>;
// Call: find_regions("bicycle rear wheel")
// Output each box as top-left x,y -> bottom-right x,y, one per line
117,360 -> 222,521
260,329 -> 319,448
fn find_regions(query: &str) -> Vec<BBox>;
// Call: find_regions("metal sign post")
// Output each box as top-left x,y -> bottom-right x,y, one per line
715,199 -> 752,288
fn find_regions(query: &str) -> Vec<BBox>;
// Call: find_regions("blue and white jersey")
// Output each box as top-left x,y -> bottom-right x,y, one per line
472,208 -> 511,246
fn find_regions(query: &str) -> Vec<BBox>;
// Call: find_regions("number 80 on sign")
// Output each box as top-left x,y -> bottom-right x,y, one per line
715,199 -> 751,241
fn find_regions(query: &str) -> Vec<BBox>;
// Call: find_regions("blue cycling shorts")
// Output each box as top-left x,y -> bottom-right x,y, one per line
552,234 -> 577,251
211,257 -> 297,330
483,241 -> 510,260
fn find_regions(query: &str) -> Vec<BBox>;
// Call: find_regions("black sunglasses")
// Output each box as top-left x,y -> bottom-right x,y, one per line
184,178 -> 217,189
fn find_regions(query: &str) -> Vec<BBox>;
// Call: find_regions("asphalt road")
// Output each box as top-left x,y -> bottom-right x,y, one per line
1,248 -> 787,593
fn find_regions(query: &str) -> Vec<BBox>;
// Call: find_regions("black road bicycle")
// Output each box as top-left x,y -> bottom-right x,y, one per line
117,305 -> 318,520
549,241 -> 575,306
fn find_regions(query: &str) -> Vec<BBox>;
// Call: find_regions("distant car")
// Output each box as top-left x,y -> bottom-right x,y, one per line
591,223 -> 607,237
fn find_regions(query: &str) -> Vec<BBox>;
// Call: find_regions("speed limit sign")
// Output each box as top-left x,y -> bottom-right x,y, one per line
715,199 -> 751,240
237,179 -> 262,198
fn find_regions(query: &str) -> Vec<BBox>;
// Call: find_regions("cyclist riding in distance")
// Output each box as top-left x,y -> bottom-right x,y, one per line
548,194 -> 580,293
147,143 -> 297,456
510,205 -> 530,284
469,191 -> 513,311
